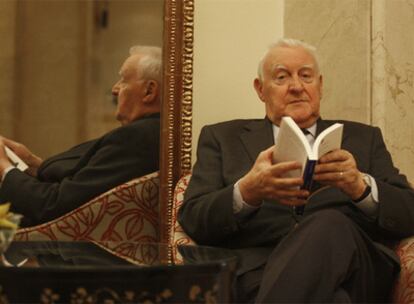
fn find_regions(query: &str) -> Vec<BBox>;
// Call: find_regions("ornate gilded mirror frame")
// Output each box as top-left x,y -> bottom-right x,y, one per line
160,0 -> 194,243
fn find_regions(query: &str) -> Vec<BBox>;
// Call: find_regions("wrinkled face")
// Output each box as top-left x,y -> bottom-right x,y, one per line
112,54 -> 148,125
254,46 -> 323,128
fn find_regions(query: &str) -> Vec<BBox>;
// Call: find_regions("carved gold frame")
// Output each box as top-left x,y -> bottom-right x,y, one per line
160,0 -> 194,243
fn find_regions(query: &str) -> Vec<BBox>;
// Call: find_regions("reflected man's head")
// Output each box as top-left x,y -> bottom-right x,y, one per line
112,45 -> 162,125
254,38 -> 323,128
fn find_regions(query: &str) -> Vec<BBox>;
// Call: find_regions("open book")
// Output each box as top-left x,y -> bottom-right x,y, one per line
5,147 -> 28,171
272,116 -> 343,190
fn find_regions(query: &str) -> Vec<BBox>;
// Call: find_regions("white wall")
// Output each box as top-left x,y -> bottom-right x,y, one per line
192,0 -> 284,162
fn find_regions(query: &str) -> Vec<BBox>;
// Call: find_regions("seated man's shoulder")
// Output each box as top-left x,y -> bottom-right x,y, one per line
102,115 -> 160,144
111,114 -> 160,133
126,113 -> 161,129
204,118 -> 265,133
327,119 -> 379,133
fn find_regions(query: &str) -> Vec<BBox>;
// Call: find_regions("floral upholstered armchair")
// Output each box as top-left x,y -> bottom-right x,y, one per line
15,172 -> 159,243
171,174 -> 414,304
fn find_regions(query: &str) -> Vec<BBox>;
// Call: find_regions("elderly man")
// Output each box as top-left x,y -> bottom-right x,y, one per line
0,45 -> 161,227
178,39 -> 414,303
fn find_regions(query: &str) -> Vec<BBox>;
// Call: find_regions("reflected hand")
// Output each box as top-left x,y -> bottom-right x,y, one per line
0,136 -> 43,177
313,149 -> 366,200
239,146 -> 309,207
0,139 -> 13,173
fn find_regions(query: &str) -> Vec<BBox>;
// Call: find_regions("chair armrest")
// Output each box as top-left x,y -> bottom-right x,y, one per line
170,173 -> 195,246
392,236 -> 414,303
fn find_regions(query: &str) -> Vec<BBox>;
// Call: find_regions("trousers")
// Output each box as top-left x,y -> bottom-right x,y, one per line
236,209 -> 397,303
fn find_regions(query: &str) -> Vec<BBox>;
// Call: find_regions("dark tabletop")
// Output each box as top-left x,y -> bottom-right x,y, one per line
1,240 -> 238,269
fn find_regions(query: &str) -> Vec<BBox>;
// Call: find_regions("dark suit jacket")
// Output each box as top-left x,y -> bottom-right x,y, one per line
0,113 -> 160,226
178,117 -> 414,273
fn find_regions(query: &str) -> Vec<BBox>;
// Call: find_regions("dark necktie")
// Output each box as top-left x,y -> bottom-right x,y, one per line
296,128 -> 317,216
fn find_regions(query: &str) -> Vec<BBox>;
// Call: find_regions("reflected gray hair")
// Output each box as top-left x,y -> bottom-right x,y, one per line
257,38 -> 320,81
129,45 -> 162,83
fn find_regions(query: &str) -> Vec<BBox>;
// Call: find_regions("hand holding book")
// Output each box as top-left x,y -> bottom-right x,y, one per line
238,146 -> 310,208
239,117 -> 365,212
272,116 -> 344,191
0,137 -> 42,176
313,149 -> 369,201
272,117 -> 370,212
271,117 -> 344,215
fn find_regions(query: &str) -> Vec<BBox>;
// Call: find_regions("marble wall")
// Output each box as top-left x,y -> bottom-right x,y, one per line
15,0 -> 87,157
285,0 -> 414,181
0,0 -> 17,138
371,0 -> 414,181
284,0 -> 371,124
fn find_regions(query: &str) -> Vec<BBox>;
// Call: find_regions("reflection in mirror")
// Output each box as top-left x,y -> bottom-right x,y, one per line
0,0 -> 165,228
0,0 -> 163,157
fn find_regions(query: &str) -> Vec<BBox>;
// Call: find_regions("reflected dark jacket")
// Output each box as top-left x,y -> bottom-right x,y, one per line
178,117 -> 414,273
0,113 -> 160,226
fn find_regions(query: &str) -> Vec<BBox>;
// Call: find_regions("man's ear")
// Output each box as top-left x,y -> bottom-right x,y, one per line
253,78 -> 265,102
318,75 -> 323,99
143,80 -> 159,103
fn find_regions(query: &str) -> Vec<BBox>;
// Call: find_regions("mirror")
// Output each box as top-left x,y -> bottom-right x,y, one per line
0,0 -> 163,157
0,0 -> 192,242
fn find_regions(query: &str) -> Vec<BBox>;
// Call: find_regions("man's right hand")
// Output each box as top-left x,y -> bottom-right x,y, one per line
0,136 -> 43,177
238,146 -> 309,207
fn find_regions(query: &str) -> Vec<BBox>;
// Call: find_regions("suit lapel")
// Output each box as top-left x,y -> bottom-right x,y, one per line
239,118 -> 274,163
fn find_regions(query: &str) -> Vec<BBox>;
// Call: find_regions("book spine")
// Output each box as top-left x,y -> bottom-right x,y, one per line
302,160 -> 316,190
295,160 -> 317,215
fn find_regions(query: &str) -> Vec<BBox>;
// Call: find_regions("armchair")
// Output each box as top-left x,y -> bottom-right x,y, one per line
14,171 -> 159,243
171,174 -> 414,304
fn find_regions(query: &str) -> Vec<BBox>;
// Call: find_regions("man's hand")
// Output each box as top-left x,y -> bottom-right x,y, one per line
238,146 -> 309,207
313,149 -> 367,200
0,139 -> 13,176
0,136 -> 43,177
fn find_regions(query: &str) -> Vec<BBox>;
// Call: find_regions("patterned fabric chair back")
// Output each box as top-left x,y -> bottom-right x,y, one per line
15,172 -> 160,243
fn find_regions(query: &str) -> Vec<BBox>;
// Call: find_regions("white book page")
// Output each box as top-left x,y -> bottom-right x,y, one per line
312,123 -> 343,159
4,146 -> 28,171
272,117 -> 312,178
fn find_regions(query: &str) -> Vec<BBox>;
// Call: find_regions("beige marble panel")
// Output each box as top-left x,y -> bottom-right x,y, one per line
284,0 -> 371,124
15,1 -> 86,157
372,0 -> 414,181
0,0 -> 17,137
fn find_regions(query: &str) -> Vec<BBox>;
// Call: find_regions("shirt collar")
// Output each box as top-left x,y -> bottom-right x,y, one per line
272,121 -> 317,143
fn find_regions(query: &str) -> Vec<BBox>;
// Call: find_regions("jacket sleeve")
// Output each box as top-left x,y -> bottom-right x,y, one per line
178,126 -> 242,246
369,126 -> 414,238
0,120 -> 159,225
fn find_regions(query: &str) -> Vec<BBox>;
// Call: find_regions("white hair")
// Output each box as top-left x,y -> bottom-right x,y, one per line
257,38 -> 320,81
129,45 -> 162,83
